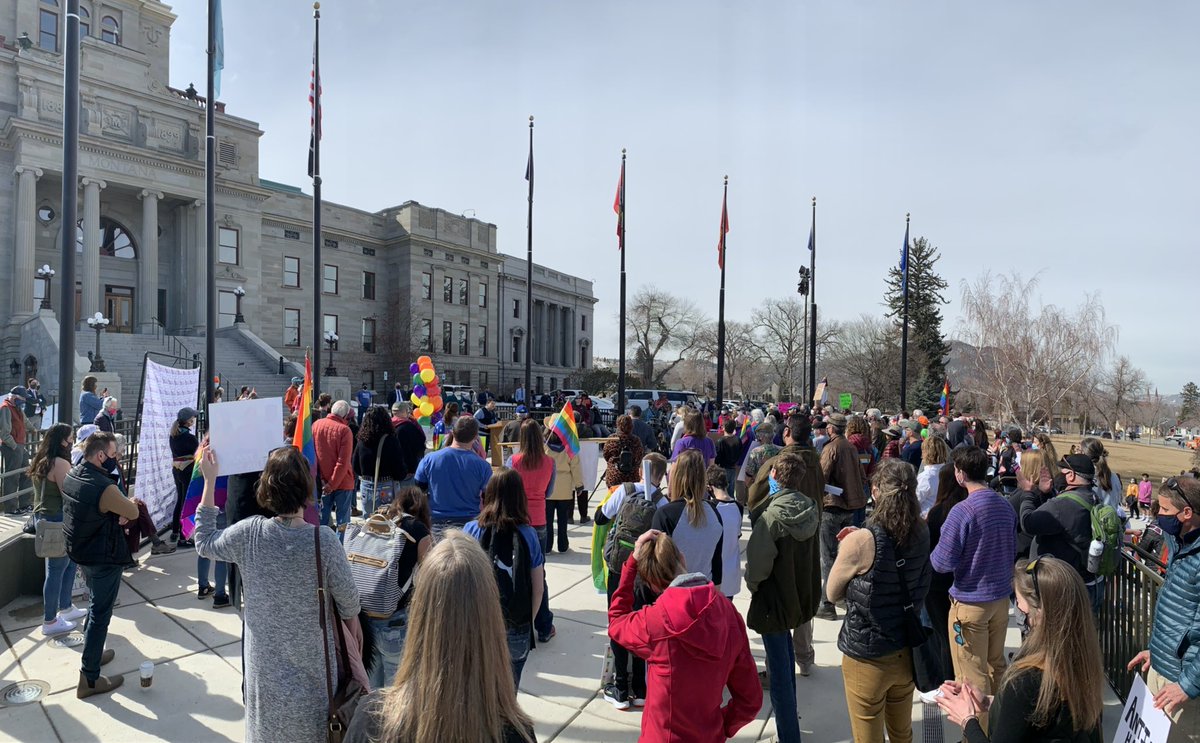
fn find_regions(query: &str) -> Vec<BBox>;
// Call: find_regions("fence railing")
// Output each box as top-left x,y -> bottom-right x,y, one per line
0,417 -> 139,512
1099,544 -> 1165,702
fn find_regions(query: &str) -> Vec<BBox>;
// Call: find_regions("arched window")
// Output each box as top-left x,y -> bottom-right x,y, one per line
79,7 -> 90,39
100,15 -> 119,45
76,217 -> 137,259
39,0 -> 58,51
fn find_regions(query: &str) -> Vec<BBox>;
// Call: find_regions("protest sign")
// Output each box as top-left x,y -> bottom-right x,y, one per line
1113,674 -> 1172,743
40,404 -> 57,429
208,397 -> 285,476
136,360 -> 201,528
839,392 -> 853,410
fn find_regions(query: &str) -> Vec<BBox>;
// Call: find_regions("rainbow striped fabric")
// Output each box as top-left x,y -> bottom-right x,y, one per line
293,355 -> 316,469
549,402 -> 581,458
179,443 -> 226,540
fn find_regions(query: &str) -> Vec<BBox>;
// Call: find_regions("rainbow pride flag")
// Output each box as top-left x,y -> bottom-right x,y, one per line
180,442 -> 227,540
549,401 -> 580,458
940,379 -> 949,415
293,354 -> 316,468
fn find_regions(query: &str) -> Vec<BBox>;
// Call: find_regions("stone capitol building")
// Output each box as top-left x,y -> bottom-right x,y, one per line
0,0 -> 596,406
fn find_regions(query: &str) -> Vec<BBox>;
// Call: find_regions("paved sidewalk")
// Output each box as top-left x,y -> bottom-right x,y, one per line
0,519 -> 1124,742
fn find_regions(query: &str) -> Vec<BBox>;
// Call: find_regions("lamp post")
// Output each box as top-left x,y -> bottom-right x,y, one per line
797,266 -> 810,399
87,312 -> 109,372
37,265 -> 55,310
233,285 -> 246,324
323,331 -> 338,376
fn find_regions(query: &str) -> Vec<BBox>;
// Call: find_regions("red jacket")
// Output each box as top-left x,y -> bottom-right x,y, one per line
608,556 -> 762,743
312,415 -> 354,492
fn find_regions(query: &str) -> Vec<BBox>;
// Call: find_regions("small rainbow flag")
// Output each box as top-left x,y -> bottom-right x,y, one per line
940,379 -> 949,416
549,402 -> 580,458
293,354 -> 316,469
180,438 -> 227,540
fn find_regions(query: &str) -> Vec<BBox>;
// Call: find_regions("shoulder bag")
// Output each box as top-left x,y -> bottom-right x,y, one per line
895,555 -> 941,693
315,527 -> 366,742
369,435 -> 396,511
33,480 -> 66,559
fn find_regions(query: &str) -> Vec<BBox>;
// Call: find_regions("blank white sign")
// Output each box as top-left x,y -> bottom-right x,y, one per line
208,397 -> 285,476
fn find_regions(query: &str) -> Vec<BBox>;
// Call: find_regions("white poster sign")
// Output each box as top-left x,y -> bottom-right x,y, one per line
208,397 -> 285,476
1114,674 -> 1173,743
40,404 -> 57,429
579,440 -> 603,491
136,360 -> 201,528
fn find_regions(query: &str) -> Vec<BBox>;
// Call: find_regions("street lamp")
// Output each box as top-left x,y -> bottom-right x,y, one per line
233,285 -> 246,324
323,330 -> 339,376
36,264 -> 55,310
87,312 -> 109,372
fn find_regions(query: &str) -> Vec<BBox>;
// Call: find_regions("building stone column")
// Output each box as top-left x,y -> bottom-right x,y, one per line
566,307 -> 575,369
138,190 -> 164,332
80,177 -> 106,323
546,303 -> 555,367
11,166 -> 43,318
191,201 -> 206,335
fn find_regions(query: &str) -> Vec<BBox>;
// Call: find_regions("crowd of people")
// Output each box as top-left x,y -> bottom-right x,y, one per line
7,376 -> 1200,742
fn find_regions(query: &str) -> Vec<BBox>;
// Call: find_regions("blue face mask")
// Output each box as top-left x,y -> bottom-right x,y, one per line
1158,514 -> 1183,537
768,476 -> 782,495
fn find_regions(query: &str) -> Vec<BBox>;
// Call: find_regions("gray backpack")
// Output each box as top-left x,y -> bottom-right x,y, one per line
344,514 -> 415,618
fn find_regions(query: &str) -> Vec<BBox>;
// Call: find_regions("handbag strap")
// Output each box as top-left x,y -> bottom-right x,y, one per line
372,435 -> 386,492
894,556 -> 918,614
314,527 -> 337,720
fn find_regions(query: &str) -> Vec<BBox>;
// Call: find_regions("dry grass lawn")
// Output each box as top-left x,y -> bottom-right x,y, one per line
1048,435 -> 1197,482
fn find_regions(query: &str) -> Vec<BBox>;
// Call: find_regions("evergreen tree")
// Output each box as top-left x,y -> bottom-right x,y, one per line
1182,381 -> 1200,426
884,236 -> 951,412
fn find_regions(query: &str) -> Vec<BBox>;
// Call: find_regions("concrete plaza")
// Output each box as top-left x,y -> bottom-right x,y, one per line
0,517 -> 1124,742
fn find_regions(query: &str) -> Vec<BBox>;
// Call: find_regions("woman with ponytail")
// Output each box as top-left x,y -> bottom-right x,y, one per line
1079,437 -> 1122,511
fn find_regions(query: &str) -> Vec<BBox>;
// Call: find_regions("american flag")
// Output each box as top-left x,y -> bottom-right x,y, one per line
307,41 -> 321,178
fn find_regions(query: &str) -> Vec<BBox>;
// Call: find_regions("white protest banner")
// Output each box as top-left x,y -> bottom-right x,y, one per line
40,404 -> 57,429
208,397 -> 285,476
136,360 -> 201,528
1114,674 -> 1173,743
579,440 -> 603,491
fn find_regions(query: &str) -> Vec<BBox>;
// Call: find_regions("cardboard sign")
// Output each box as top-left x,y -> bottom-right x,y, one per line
812,380 -> 827,406
1114,674 -> 1173,743
839,392 -> 853,410
208,397 -> 285,476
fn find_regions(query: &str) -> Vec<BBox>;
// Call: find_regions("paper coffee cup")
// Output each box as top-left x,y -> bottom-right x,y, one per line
140,661 -> 154,689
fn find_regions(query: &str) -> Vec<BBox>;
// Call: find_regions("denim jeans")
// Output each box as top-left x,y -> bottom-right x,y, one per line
544,500 -> 572,552
367,607 -> 409,689
359,479 -> 395,516
321,489 -> 354,540
79,563 -> 122,682
1087,578 -> 1104,619
533,526 -> 554,639
197,509 -> 228,597
820,508 -> 856,606
36,514 -> 77,622
507,623 -> 532,687
762,631 -> 802,743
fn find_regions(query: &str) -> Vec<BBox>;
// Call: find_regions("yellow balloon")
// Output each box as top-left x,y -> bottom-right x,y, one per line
420,368 -> 435,383
409,394 -> 421,406
419,401 -> 434,417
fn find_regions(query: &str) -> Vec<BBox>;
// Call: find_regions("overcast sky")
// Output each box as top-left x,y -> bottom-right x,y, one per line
166,0 -> 1198,393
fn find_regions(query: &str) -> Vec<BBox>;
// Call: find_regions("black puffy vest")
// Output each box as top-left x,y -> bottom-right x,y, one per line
838,523 -> 931,660
62,462 -> 133,567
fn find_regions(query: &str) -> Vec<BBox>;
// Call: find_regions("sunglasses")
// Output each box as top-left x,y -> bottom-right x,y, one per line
1025,558 -> 1042,602
952,620 -> 964,646
1166,477 -> 1198,511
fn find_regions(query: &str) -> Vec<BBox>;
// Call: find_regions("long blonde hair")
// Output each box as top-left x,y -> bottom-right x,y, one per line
1008,558 -> 1103,732
668,449 -> 708,527
637,533 -> 686,593
378,530 -> 533,743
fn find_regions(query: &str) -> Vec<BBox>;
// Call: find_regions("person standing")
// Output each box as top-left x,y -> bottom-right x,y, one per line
168,407 -> 200,548
602,415 -> 645,489
714,419 -> 744,493
29,424 -> 89,636
1139,473 -> 1154,518
745,452 -> 820,743
283,377 -> 302,412
652,449 -> 723,584
502,405 -> 529,444
900,419 -> 924,469
93,397 -> 118,433
509,420 -> 556,643
816,412 -> 867,620
391,403 -> 426,484
1019,453 -> 1101,612
79,376 -> 105,425
1129,475 -> 1200,742
514,384 -> 525,406
62,432 -> 138,698
23,379 -> 46,431
629,405 -> 658,454
353,406 -> 409,515
0,386 -> 31,513
545,425 -> 583,549
668,410 -> 717,467
313,400 -> 356,539
930,447 -> 1017,735
414,416 -> 492,533
355,383 -> 373,425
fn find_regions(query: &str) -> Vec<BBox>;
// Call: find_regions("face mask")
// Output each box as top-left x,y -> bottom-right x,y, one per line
768,476 -> 782,495
1158,514 -> 1183,537
102,457 -> 119,472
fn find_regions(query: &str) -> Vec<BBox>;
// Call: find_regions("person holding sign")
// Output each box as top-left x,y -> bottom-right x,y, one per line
1129,475 -> 1200,741
937,557 -> 1102,742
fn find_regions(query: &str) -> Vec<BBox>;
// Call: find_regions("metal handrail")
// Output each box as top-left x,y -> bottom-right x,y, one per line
150,317 -> 196,369
1100,545 -> 1166,702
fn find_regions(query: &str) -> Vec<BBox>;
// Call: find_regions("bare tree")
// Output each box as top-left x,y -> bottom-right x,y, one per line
693,320 -> 764,399
752,298 -> 841,400
824,314 -> 902,410
957,272 -> 1117,430
1097,355 -> 1148,433
625,288 -> 706,387
1139,388 -> 1176,445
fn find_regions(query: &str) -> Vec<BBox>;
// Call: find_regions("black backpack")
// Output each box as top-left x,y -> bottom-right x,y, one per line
604,483 -> 657,574
481,527 -> 534,629
617,441 -> 636,474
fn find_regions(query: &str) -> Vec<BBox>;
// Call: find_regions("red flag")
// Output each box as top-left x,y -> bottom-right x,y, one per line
717,187 -> 729,269
614,159 -> 625,250
307,36 -> 322,178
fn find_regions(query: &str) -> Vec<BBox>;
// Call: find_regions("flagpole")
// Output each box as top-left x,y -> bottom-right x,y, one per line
524,116 -> 533,406
715,176 -> 728,423
204,0 -> 217,408
310,3 -> 322,399
616,149 -> 627,414
57,0 -> 81,424
900,213 -> 910,412
807,197 -> 817,404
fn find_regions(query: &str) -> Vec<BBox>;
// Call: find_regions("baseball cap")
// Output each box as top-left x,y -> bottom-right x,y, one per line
516,405 -> 528,415
884,425 -> 902,439
176,407 -> 199,424
9,386 -> 27,399
76,424 -> 100,442
1059,454 -> 1095,479
291,377 -> 302,384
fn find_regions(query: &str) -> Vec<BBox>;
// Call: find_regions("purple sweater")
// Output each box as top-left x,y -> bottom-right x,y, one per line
669,435 -> 716,465
929,488 -> 1017,603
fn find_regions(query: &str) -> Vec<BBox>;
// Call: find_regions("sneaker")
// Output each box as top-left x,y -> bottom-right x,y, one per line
176,538 -> 195,549
197,586 -> 215,600
76,673 -> 123,699
537,626 -> 556,643
212,594 -> 231,609
798,662 -> 812,677
42,616 -> 77,636
151,541 -> 176,555
919,688 -> 944,705
59,605 -> 89,622
815,603 -> 838,621
603,683 -> 631,710
631,693 -> 646,708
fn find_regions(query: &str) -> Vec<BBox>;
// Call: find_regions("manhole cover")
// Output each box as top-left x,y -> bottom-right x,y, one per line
49,633 -> 85,648
0,680 -> 49,706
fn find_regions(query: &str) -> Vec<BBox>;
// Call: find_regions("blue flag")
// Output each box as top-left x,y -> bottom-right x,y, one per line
213,0 -> 224,98
900,221 -> 909,295
807,223 -> 814,252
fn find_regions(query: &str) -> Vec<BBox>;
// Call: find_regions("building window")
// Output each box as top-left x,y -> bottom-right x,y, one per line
79,6 -> 90,38
362,246 -> 375,256
478,325 -> 487,356
460,370 -> 471,386
324,314 -> 338,350
283,256 -> 300,287
443,369 -> 455,385
284,309 -> 300,346
100,15 -> 119,45
512,298 -> 520,319
218,290 -> 237,328
420,319 -> 431,351
458,278 -> 468,305
284,229 -> 301,240
581,346 -> 588,368
362,318 -> 376,353
479,371 -> 488,389
362,271 -> 375,300
39,0 -> 58,51
511,336 -> 521,363
442,321 -> 452,354
33,278 -> 47,305
581,313 -> 588,331
458,323 -> 468,355
77,217 -> 138,259
442,276 -> 453,303
536,376 -> 544,394
218,227 -> 239,265
323,264 -> 338,294
549,378 -> 557,392
478,282 -> 487,308
421,272 -> 431,300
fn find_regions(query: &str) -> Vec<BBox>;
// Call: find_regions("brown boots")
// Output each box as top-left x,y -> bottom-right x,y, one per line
76,648 -> 120,699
